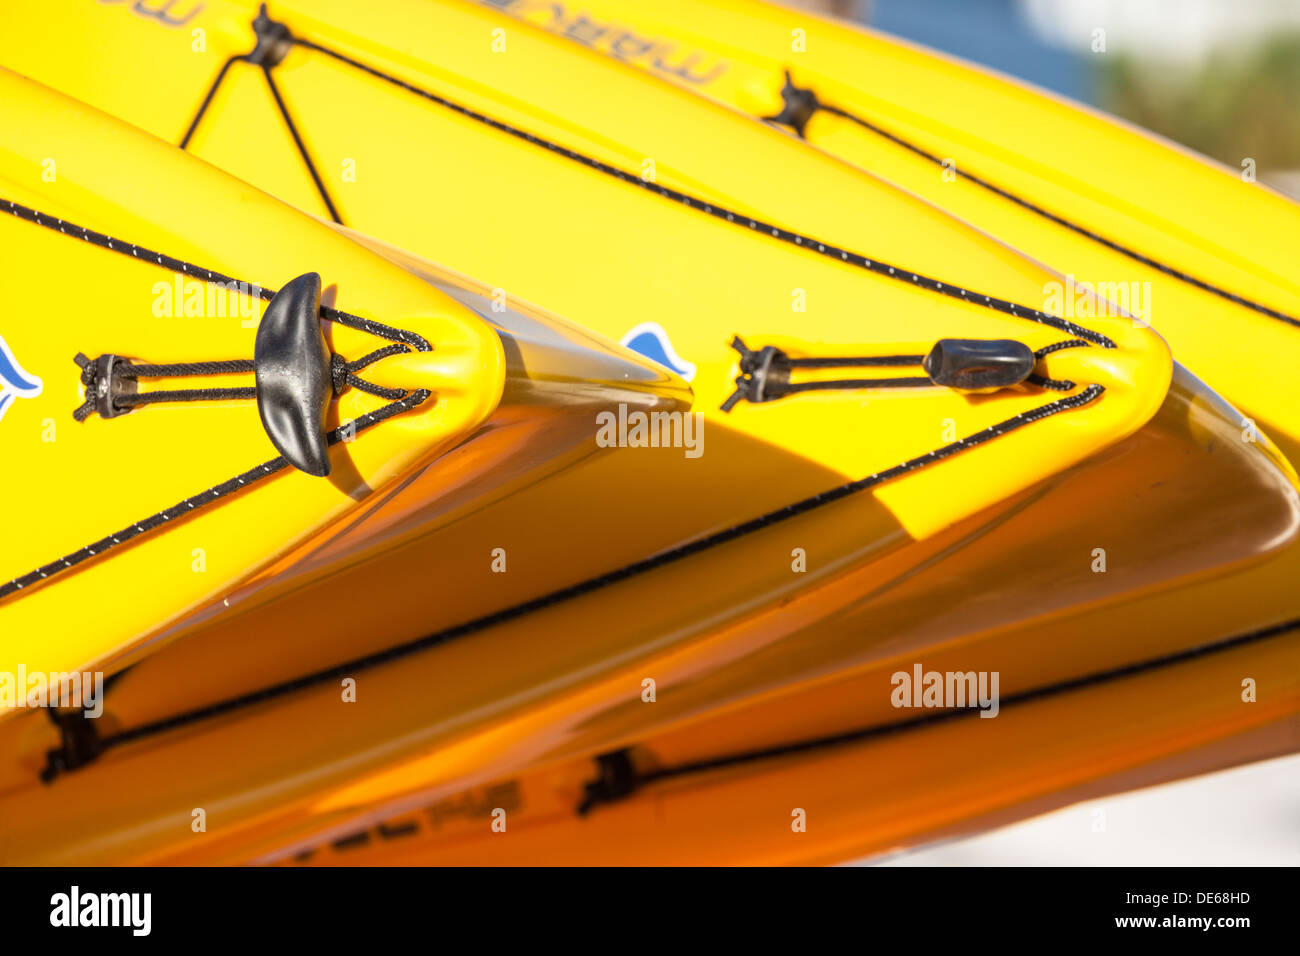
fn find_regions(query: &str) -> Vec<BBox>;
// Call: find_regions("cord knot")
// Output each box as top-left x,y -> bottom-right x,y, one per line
721,336 -> 791,411
72,353 -> 138,421
330,353 -> 349,395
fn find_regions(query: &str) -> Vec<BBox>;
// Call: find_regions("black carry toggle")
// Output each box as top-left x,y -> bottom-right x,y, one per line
69,271 -> 405,478
922,338 -> 1036,390
254,272 -> 334,477
722,336 -> 1039,411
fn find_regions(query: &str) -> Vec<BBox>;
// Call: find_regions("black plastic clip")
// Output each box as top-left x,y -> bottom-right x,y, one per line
764,70 -> 821,138
577,749 -> 641,816
721,336 -> 793,412
246,3 -> 293,68
73,352 -> 138,422
40,710 -> 104,784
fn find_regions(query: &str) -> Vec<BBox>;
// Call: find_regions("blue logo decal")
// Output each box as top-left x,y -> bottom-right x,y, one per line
619,322 -> 696,382
0,332 -> 43,424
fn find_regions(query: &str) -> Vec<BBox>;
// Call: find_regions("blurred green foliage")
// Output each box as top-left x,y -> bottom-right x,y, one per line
1098,34 -> 1300,175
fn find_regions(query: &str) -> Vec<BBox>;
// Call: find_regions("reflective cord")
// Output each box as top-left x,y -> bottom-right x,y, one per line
7,387 -> 431,615
175,8 -> 1117,349
0,199 -> 429,351
722,335 -> 1075,410
288,33 -> 1115,348
765,71 -> 1300,330
261,64 -> 343,224
72,344 -> 404,422
179,5 -> 342,224
38,384 -> 1105,781
0,200 -> 431,604
577,614 -> 1300,814
72,355 -> 256,422
722,336 -> 932,411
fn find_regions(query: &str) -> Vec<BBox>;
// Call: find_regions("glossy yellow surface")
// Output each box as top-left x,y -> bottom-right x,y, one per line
2,1 -> 1296,865
469,0 -> 1300,444
287,625 -> 1300,866
0,0 -> 1173,544
0,68 -> 506,696
0,366 -> 1293,865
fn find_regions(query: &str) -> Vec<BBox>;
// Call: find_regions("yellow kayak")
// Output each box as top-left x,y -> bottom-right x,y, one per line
0,67 -> 506,695
468,0 -> 1300,445
3,360 -> 1294,864
0,0 -> 1178,691
2,2 -> 1297,865
0,0 -> 1171,526
0,59 -> 1200,862
287,618 -> 1300,866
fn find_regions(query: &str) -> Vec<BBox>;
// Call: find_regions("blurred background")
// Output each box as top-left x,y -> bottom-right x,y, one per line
784,0 -> 1300,866
806,0 -> 1300,197
872,753 -> 1300,866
